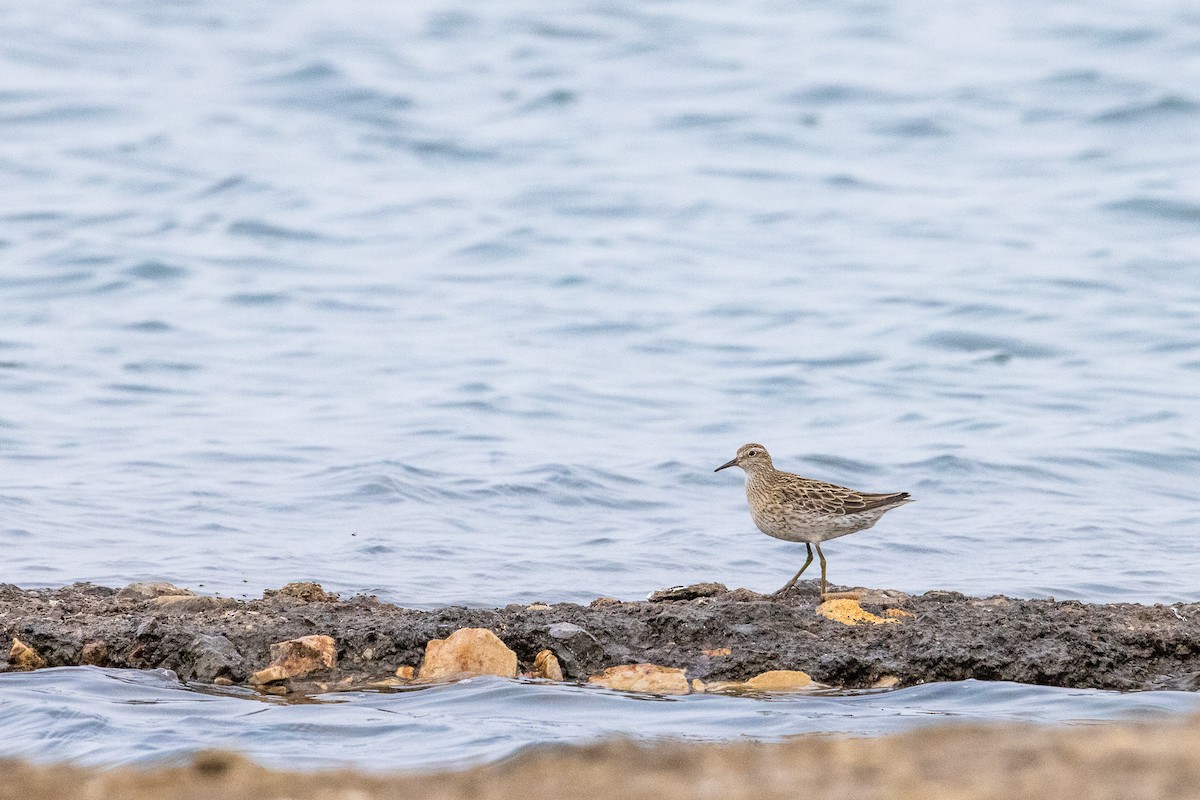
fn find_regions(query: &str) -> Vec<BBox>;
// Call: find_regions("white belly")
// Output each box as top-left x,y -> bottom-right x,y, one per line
751,507 -> 887,544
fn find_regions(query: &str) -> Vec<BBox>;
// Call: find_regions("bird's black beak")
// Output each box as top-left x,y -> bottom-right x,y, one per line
714,457 -> 738,473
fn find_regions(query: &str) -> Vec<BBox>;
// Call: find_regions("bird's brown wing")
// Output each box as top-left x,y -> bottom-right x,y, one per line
773,476 -> 910,515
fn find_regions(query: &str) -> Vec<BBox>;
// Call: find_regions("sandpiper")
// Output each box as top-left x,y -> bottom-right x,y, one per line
715,443 -> 912,597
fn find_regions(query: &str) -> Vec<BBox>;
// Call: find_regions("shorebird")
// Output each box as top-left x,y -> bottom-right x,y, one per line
715,443 -> 912,597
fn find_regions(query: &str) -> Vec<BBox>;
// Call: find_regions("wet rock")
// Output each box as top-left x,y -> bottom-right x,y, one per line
263,582 -> 340,603
8,638 -> 46,671
1,582 -> 1199,693
180,634 -> 245,682
116,582 -> 193,602
588,664 -> 689,695
246,635 -> 337,688
248,665 -> 292,686
267,635 -> 337,677
648,583 -> 729,602
151,595 -> 237,613
817,598 -> 900,626
418,628 -> 517,682
80,641 -> 108,666
546,623 -> 603,679
530,649 -> 564,682
704,669 -> 817,694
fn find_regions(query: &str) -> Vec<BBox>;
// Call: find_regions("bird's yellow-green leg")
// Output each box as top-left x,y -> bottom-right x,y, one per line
816,543 -> 828,598
774,543 -> 814,594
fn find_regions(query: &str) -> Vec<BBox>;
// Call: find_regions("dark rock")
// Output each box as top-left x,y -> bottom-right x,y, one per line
544,623 -> 604,679
150,595 -> 237,613
648,583 -> 729,602
1,581 -> 1199,692
179,634 -> 246,682
263,582 -> 340,604
117,583 -> 193,602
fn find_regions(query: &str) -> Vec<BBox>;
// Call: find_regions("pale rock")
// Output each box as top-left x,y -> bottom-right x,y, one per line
587,664 -> 690,695
816,598 -> 900,626
417,628 -> 517,682
267,635 -> 337,677
704,670 -> 820,694
395,665 -> 415,680
530,649 -> 564,682
248,635 -> 337,686
744,670 -> 814,691
8,637 -> 46,670
248,665 -> 293,685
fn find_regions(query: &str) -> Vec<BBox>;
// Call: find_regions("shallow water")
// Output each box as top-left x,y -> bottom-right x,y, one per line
3,668 -> 1199,771
2,0 -> 1200,770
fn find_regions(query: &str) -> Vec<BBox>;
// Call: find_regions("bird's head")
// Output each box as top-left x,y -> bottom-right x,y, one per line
714,443 -> 773,474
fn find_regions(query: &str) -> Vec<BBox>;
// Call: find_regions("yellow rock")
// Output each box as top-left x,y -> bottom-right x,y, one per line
702,647 -> 732,657
526,603 -> 551,610
817,598 -> 900,626
8,637 -> 46,671
884,608 -> 913,619
267,635 -> 337,677
247,635 -> 338,687
588,664 -> 689,695
417,628 -> 518,682
80,641 -> 108,666
530,649 -> 564,682
247,665 -> 292,685
704,670 -> 818,694
872,675 -> 901,689
744,670 -> 814,691
691,678 -> 707,693
395,665 -> 415,680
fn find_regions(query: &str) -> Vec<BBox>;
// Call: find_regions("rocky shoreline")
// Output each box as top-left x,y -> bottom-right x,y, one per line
2,580 -> 1199,694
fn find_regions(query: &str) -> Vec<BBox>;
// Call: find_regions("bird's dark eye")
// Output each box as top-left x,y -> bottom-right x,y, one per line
747,449 -> 758,456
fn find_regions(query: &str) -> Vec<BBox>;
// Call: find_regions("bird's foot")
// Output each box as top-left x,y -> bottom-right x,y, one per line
821,590 -> 863,602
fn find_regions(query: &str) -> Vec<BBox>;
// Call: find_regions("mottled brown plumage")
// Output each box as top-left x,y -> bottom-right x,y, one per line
715,443 -> 912,597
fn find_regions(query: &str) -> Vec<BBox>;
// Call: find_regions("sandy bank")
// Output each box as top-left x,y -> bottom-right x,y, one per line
3,714 -> 1200,800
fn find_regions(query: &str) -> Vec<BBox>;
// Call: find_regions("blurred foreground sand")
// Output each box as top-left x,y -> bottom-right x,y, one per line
3,714 -> 1199,800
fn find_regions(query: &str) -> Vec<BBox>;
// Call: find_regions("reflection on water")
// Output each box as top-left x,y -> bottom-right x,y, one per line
3,668 -> 1199,771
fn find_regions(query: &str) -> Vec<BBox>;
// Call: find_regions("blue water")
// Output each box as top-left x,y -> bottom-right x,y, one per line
2,0 -> 1200,770
3,668 -> 1199,771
